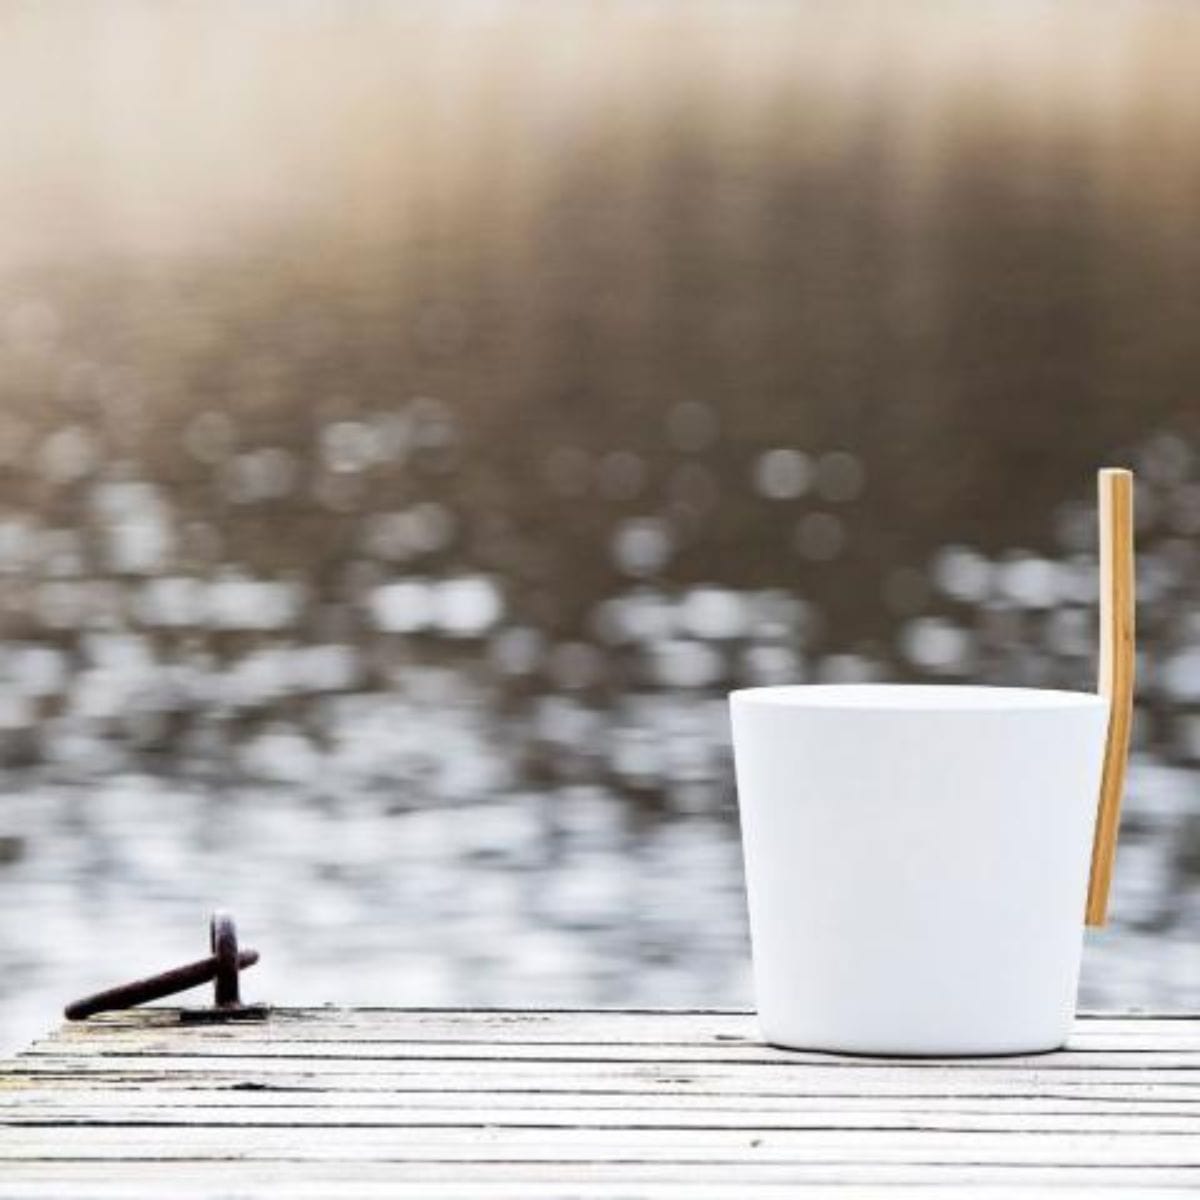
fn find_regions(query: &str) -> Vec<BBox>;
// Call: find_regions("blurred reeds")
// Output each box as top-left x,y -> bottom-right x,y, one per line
0,1 -> 1197,640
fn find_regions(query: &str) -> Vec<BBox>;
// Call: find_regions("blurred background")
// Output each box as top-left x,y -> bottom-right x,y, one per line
1,1 -> 1199,1050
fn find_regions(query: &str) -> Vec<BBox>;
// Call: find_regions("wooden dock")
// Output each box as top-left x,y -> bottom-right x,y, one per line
2,1008 -> 1198,1196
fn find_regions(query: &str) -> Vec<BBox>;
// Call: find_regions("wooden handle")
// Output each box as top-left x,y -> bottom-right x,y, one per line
1085,468 -> 1135,927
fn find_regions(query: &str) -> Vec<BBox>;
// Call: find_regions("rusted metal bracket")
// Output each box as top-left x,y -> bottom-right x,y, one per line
65,912 -> 269,1023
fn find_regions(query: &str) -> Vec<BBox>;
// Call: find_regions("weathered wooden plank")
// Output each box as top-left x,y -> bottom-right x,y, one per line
62,1009 -> 1200,1044
5,1088 -> 1198,1114
4,1104 -> 1198,1134
28,1011 -> 1200,1067
19,1039 -> 1200,1071
2,1009 -> 1197,1197
54,1009 -> 1200,1053
14,1060 -> 1200,1104
3,1124 -> 1200,1165
6,1065 -> 1199,1104
39,1027 -> 1200,1055
2,1161 -> 1199,1195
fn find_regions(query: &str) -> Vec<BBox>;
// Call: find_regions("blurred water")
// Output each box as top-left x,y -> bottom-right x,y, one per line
2,3 -> 1200,1049
1,419 -> 1198,1052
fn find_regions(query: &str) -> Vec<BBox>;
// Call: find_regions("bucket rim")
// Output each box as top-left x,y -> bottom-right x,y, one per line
730,683 -> 1109,713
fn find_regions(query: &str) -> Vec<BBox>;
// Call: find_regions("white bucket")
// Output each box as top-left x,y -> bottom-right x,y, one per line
730,684 -> 1109,1056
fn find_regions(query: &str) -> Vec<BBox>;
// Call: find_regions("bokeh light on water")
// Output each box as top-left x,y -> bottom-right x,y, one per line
1,2 -> 1200,1048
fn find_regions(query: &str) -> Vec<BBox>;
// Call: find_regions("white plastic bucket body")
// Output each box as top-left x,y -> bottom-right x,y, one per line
730,685 -> 1109,1056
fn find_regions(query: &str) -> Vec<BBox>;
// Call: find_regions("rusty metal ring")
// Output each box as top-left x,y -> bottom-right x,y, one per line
64,911 -> 263,1021
210,911 -> 241,1008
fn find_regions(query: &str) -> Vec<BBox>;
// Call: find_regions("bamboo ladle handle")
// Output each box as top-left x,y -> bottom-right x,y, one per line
1085,468 -> 1135,927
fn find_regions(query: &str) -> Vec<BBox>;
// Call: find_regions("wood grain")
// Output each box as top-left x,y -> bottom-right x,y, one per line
1,1009 -> 1197,1195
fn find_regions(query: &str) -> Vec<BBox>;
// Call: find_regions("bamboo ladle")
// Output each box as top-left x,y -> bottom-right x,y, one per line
1085,468 -> 1135,927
